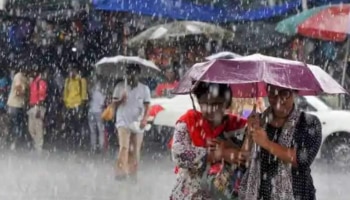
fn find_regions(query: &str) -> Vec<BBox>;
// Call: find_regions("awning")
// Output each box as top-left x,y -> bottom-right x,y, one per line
93,0 -> 302,22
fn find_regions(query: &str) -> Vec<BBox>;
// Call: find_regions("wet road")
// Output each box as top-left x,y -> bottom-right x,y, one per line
0,148 -> 349,200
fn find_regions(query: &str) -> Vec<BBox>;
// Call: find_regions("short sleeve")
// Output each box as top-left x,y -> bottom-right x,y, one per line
295,114 -> 322,169
13,73 -> 21,87
143,85 -> 151,103
112,83 -> 123,99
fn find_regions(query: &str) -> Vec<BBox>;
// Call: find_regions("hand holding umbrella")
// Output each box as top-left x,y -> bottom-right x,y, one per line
247,104 -> 260,156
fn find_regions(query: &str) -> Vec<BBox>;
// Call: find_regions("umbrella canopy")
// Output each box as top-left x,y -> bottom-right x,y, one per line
95,55 -> 161,77
127,21 -> 234,47
173,54 -> 347,97
205,51 -> 242,60
276,4 -> 350,41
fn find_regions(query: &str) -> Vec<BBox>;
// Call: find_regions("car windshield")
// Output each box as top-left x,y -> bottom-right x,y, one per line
318,95 -> 342,110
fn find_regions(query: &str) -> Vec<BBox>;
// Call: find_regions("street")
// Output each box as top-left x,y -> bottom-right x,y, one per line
0,147 -> 349,200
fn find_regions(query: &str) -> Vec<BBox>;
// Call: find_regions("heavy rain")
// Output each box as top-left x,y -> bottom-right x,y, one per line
0,0 -> 349,200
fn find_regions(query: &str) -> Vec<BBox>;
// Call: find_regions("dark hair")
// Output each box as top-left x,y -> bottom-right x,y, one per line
126,64 -> 141,73
192,81 -> 232,108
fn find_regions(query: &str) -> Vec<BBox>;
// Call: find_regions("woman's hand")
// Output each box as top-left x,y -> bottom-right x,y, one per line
207,139 -> 225,163
247,104 -> 260,134
251,128 -> 270,149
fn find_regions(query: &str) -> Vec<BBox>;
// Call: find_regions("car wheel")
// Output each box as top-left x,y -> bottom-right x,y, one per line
328,136 -> 350,167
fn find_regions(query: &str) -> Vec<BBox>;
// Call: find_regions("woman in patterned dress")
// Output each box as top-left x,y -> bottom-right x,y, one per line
239,85 -> 322,200
169,82 -> 248,200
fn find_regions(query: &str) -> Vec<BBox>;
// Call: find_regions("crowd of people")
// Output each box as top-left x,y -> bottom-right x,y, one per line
0,55 -> 325,200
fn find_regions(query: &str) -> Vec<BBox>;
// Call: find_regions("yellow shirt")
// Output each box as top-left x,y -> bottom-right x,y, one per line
63,77 -> 88,108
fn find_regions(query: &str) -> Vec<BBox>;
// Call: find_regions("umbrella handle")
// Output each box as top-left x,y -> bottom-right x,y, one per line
252,143 -> 258,159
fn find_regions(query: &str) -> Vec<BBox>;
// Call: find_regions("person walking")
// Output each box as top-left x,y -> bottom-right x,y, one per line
0,69 -> 11,147
27,68 -> 48,152
112,64 -> 151,181
63,66 -> 88,151
7,68 -> 29,149
88,78 -> 106,153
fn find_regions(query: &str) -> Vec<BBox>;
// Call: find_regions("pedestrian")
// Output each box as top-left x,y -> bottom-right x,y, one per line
63,66 -> 88,151
27,68 -> 48,152
112,64 -> 151,181
7,68 -> 29,149
154,65 -> 179,97
169,82 -> 247,200
239,84 -> 322,200
0,69 -> 11,147
88,77 -> 106,153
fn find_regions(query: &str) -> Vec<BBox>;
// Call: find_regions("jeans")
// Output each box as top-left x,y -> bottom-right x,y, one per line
88,112 -> 104,150
7,106 -> 25,144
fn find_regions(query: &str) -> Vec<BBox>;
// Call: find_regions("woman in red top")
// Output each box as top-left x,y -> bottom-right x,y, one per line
169,82 -> 248,200
154,66 -> 179,97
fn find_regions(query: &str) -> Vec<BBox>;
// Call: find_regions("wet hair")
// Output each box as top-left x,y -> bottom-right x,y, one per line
192,81 -> 232,108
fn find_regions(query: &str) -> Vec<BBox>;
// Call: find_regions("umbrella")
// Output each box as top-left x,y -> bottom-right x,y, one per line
205,51 -> 242,60
127,21 -> 234,47
276,4 -> 350,42
95,55 -> 161,77
173,54 -> 348,97
276,4 -> 350,87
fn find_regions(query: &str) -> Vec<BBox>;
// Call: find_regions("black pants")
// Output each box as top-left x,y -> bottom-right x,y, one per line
65,107 -> 84,150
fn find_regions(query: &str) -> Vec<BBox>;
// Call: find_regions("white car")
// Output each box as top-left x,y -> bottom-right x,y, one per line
149,95 -> 350,166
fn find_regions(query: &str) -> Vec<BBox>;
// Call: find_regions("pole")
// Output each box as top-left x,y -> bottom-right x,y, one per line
339,39 -> 350,109
341,39 -> 350,87
302,0 -> 308,11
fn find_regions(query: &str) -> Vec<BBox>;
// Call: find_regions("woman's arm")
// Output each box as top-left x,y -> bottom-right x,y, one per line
263,139 -> 298,167
171,122 -> 207,170
257,115 -> 322,168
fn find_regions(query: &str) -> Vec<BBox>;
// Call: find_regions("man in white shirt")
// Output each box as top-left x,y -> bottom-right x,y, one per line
113,64 -> 151,181
7,69 -> 29,148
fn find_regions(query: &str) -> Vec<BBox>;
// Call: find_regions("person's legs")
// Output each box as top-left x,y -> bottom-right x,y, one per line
115,127 -> 130,179
0,110 -> 9,148
7,107 -> 20,148
129,132 -> 144,177
32,118 -> 41,151
95,113 -> 105,151
88,112 -> 97,151
34,107 -> 45,151
27,109 -> 36,148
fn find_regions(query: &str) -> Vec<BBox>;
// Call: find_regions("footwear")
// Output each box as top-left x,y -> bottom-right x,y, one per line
114,174 -> 127,181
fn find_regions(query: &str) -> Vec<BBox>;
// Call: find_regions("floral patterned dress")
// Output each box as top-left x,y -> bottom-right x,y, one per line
170,122 -> 211,200
169,110 -> 247,200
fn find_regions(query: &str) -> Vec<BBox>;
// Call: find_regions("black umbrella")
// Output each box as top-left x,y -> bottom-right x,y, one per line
232,21 -> 293,51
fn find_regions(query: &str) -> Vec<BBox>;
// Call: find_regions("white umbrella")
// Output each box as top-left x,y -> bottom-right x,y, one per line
205,51 -> 242,60
307,64 -> 348,94
128,21 -> 235,47
95,55 -> 161,77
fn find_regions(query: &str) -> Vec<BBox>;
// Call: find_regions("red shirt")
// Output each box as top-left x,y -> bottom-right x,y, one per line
155,81 -> 178,97
29,76 -> 47,106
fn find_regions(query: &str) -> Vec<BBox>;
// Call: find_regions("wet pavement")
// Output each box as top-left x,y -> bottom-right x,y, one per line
0,147 -> 349,200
